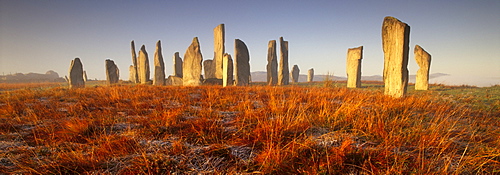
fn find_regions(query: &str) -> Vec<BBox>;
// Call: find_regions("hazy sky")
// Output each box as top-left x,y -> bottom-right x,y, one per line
1,0 -> 499,86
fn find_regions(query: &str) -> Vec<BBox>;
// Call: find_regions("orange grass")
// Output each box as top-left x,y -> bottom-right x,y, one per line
0,84 -> 498,174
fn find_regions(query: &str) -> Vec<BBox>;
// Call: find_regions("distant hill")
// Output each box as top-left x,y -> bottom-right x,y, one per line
0,70 -> 66,83
250,71 -> 449,83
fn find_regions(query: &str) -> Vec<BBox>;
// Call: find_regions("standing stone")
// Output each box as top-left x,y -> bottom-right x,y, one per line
153,40 -> 166,85
105,59 -> 119,84
129,65 -> 136,82
203,60 -> 216,79
131,40 -> 139,83
414,45 -> 431,90
83,70 -> 88,82
214,24 -> 225,79
222,53 -> 233,87
68,58 -> 85,88
307,68 -> 314,82
137,45 -> 150,84
183,37 -> 203,86
291,65 -> 300,83
234,39 -> 250,86
173,52 -> 183,78
346,46 -> 363,88
266,40 -> 278,85
278,37 -> 289,86
382,16 -> 410,98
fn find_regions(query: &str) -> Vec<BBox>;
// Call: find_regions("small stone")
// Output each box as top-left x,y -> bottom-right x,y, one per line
346,46 -> 363,88
307,68 -> 314,82
105,59 -> 119,84
291,65 -> 300,83
223,53 -> 234,87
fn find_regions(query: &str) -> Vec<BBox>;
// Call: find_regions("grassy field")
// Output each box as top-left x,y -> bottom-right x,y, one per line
0,81 -> 499,174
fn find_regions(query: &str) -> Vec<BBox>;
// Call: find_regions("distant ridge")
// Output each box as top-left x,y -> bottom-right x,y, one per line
250,71 -> 450,83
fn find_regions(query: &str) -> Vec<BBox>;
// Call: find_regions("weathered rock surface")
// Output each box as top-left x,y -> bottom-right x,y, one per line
234,39 -> 250,86
173,52 -> 183,78
182,37 -> 203,86
307,68 -> 314,82
291,65 -> 300,83
137,45 -> 150,84
129,65 -> 136,82
346,46 -> 363,88
214,24 -> 225,79
414,45 -> 431,90
105,59 -> 119,84
203,60 -> 216,79
83,70 -> 88,82
382,16 -> 410,98
223,53 -> 233,87
278,37 -> 289,86
68,58 -> 85,88
267,40 -> 278,85
166,75 -> 183,86
153,40 -> 165,85
131,40 -> 139,83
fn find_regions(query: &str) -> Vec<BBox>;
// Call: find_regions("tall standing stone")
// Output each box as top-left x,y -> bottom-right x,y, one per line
105,59 -> 119,84
214,24 -> 225,79
291,65 -> 300,83
183,37 -> 203,86
346,46 -> 363,88
203,60 -> 216,79
137,45 -> 150,84
266,40 -> 278,85
382,16 -> 410,98
234,39 -> 250,86
131,40 -> 139,83
153,40 -> 166,85
307,68 -> 314,82
222,53 -> 233,87
173,52 -> 183,78
414,45 -> 431,90
68,58 -> 85,89
278,37 -> 289,86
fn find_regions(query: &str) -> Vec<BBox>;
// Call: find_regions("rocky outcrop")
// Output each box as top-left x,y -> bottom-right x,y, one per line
68,58 -> 85,88
223,53 -> 233,87
307,68 -> 314,82
182,37 -> 203,86
105,59 -> 119,84
131,40 -> 139,83
166,75 -> 183,86
291,65 -> 300,83
234,39 -> 250,86
137,45 -> 150,84
153,40 -> 165,85
278,37 -> 289,86
382,16 -> 410,98
267,40 -> 278,85
214,24 -> 225,79
173,52 -> 183,78
346,46 -> 363,88
414,45 -> 431,90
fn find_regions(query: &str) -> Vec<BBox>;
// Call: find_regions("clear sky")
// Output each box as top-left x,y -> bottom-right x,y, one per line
1,0 -> 499,86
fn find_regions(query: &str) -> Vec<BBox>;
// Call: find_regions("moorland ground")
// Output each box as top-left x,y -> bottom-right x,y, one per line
0,81 -> 498,174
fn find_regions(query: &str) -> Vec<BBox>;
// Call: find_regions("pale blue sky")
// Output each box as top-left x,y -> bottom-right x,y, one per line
1,0 -> 499,86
